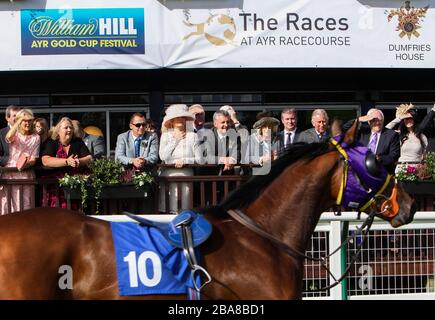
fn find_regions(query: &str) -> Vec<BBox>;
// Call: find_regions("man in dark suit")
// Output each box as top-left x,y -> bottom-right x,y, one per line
277,108 -> 301,152
197,110 -> 242,205
359,109 -> 400,174
0,105 -> 20,166
299,109 -> 330,144
344,108 -> 400,175
219,105 -> 249,163
201,110 -> 242,176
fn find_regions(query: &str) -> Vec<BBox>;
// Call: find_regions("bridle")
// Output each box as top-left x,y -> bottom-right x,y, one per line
330,138 -> 400,220
225,138 -> 401,291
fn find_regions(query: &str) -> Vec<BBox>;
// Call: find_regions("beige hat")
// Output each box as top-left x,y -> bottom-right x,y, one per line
253,117 -> 280,129
189,104 -> 204,115
162,104 -> 194,128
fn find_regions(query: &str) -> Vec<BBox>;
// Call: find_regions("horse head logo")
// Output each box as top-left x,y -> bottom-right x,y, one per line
182,14 -> 236,46
386,0 -> 429,39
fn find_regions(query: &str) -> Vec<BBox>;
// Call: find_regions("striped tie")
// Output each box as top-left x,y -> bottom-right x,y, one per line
369,133 -> 378,153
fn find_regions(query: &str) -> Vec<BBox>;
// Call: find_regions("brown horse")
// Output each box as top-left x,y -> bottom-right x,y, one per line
0,121 -> 416,299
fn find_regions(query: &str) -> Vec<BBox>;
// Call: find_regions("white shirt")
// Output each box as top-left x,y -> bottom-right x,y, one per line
284,129 -> 296,145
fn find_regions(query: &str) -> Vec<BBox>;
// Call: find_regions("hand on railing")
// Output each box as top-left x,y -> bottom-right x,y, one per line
132,157 -> 146,169
174,159 -> 184,168
66,155 -> 80,168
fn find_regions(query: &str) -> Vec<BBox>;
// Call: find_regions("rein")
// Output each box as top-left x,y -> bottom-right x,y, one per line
227,208 -> 376,291
223,139 -> 401,292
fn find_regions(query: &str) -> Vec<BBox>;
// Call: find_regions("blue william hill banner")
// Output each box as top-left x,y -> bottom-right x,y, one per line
21,8 -> 145,55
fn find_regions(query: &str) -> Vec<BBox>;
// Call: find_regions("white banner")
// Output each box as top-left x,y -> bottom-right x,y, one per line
0,0 -> 434,70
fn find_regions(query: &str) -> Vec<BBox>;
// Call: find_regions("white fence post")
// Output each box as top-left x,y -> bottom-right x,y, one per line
329,220 -> 344,300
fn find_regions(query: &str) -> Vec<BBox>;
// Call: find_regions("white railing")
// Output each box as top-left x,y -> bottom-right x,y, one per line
93,211 -> 435,300
306,212 -> 435,300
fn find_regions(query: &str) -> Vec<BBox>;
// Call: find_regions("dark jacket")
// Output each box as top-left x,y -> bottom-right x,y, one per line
276,128 -> 301,152
199,128 -> 242,176
0,126 -> 10,166
419,110 -> 435,152
344,119 -> 400,174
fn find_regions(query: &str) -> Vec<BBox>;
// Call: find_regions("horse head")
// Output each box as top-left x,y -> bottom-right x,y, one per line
332,119 -> 417,228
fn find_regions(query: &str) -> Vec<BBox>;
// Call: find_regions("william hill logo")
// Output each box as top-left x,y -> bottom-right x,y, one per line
182,14 -> 236,46
21,8 -> 145,55
387,0 -> 429,39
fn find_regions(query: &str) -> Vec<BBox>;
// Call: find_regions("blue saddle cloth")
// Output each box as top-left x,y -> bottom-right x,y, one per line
125,210 -> 213,249
111,221 -> 199,296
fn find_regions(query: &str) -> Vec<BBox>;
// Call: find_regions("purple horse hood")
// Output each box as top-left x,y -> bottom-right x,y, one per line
334,136 -> 389,210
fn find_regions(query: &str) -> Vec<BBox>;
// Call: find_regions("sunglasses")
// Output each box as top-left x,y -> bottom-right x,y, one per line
132,123 -> 147,128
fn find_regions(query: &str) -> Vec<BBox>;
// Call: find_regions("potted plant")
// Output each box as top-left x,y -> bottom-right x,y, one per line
397,152 -> 435,194
59,158 -> 154,213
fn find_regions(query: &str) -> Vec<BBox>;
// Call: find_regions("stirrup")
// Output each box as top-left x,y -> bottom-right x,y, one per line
191,265 -> 212,292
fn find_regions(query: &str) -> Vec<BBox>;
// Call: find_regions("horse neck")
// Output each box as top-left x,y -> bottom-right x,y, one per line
244,152 -> 340,255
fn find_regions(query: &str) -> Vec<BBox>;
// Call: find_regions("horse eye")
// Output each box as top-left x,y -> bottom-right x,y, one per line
365,153 -> 382,176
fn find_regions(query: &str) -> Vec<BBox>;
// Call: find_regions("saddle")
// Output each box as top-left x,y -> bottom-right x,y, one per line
124,210 -> 212,249
125,210 -> 213,293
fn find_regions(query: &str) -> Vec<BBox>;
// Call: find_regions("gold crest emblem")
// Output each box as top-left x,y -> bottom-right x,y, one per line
387,1 -> 429,39
182,14 -> 236,46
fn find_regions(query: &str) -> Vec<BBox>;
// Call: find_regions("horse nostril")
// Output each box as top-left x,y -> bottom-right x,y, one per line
390,200 -> 417,228
391,218 -> 402,228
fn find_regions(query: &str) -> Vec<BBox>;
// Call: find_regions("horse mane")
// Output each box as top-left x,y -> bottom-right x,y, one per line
218,142 -> 332,212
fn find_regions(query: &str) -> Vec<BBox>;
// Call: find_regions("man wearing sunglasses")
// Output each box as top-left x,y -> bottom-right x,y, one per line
115,113 -> 159,169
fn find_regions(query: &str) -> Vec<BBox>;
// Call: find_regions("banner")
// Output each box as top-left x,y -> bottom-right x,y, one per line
0,0 -> 434,70
21,8 -> 145,55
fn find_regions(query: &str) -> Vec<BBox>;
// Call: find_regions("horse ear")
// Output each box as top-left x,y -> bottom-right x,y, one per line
343,119 -> 359,146
330,118 -> 342,137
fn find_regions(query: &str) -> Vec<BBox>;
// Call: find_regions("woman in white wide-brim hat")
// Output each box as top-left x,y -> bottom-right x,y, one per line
246,114 -> 280,169
158,104 -> 201,213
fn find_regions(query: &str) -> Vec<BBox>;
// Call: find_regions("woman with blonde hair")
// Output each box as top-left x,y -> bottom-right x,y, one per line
40,117 -> 92,209
0,109 -> 40,214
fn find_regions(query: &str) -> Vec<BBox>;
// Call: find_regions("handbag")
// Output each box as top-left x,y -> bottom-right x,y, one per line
16,154 -> 28,171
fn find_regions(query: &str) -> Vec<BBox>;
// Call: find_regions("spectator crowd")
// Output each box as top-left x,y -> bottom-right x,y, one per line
1,103 -> 435,214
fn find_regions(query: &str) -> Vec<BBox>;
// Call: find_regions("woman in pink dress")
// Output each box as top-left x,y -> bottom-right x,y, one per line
0,109 -> 40,214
